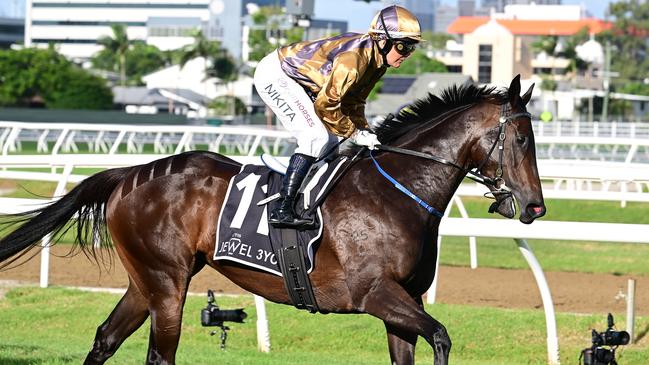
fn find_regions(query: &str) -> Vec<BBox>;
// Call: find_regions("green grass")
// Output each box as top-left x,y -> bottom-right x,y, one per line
440,197 -> 649,276
0,287 -> 647,365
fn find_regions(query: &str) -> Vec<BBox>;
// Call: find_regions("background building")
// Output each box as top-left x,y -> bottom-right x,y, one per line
404,0 -> 436,32
447,3 -> 608,85
434,4 -> 459,33
481,0 -> 562,13
0,17 -> 23,48
26,0 -> 211,61
25,0 -> 346,63
458,0 -> 476,16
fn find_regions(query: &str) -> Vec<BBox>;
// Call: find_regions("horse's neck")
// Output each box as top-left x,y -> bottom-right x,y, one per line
395,110 -> 479,218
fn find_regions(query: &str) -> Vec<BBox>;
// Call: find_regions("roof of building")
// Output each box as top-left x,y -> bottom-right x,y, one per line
113,87 -> 208,106
448,17 -> 611,36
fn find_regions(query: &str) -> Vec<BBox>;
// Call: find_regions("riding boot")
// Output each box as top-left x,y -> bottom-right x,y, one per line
269,153 -> 315,228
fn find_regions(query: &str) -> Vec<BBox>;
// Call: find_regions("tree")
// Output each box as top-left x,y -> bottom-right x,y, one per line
0,46 -> 66,106
532,35 -> 558,58
179,30 -> 222,96
93,41 -> 166,85
247,6 -> 304,62
560,27 -> 590,75
45,67 -> 114,109
421,31 -> 453,51
125,42 -> 166,85
0,47 -> 112,109
367,51 -> 447,100
180,30 -> 220,69
600,0 -> 649,95
206,50 -> 240,115
531,27 -> 590,79
97,24 -> 130,86
386,51 -> 447,75
208,95 -> 247,116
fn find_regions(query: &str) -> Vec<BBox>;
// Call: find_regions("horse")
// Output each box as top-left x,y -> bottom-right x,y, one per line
0,75 -> 545,365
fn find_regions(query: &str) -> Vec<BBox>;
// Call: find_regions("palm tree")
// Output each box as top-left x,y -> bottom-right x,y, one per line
180,30 -> 221,97
97,24 -> 130,86
206,50 -> 239,116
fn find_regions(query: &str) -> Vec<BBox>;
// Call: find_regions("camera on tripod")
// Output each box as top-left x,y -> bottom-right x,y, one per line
200,289 -> 247,349
581,313 -> 630,365
201,289 -> 247,327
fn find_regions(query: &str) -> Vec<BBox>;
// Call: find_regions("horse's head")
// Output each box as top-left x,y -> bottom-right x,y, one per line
471,75 -> 546,224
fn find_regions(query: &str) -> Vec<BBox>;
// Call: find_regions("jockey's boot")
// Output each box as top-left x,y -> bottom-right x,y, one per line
269,153 -> 315,228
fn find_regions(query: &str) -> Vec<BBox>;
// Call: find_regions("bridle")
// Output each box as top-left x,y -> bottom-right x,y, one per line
372,103 -> 532,215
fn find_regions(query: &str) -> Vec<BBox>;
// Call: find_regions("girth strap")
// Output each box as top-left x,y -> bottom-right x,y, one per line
276,229 -> 319,313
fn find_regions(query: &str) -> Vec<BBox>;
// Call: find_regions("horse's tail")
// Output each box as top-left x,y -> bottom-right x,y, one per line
0,167 -> 130,269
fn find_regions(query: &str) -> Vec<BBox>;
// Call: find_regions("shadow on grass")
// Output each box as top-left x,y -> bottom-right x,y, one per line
634,323 -> 649,343
0,344 -> 81,364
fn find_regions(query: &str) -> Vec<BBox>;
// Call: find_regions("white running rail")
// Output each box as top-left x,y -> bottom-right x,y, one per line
3,120 -> 649,162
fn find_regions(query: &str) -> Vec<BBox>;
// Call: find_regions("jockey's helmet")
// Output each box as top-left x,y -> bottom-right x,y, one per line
368,5 -> 423,43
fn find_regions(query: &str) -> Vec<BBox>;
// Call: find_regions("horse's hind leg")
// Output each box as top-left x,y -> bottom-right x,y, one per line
133,255 -> 202,365
364,280 -> 451,365
84,281 -> 149,365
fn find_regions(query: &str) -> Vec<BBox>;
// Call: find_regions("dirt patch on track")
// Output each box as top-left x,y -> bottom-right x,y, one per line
1,246 -> 647,315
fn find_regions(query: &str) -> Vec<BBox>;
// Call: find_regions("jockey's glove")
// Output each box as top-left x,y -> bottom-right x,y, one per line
351,129 -> 380,150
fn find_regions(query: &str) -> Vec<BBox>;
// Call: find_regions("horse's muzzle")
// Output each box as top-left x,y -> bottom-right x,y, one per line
519,202 -> 546,224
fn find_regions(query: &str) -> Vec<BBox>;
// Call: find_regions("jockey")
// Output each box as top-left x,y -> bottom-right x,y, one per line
253,5 -> 422,228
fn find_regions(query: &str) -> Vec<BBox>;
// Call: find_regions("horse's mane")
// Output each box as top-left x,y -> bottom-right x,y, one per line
374,83 -> 509,144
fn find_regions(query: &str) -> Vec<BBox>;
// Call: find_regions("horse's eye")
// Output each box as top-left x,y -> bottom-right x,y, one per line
516,135 -> 528,145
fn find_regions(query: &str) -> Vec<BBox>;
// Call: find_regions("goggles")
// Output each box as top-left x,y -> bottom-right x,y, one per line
378,12 -> 418,56
393,41 -> 417,56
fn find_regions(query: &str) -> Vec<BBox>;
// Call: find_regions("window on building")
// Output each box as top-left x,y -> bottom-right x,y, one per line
149,25 -> 198,37
533,67 -> 553,75
478,44 -> 492,84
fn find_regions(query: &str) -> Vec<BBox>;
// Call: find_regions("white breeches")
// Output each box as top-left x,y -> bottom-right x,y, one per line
253,51 -> 338,158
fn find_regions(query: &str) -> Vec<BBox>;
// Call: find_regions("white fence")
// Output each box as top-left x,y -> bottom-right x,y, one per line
3,120 -> 649,163
0,121 -> 294,157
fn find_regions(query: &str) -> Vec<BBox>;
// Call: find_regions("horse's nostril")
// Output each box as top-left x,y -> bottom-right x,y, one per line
526,204 -> 545,217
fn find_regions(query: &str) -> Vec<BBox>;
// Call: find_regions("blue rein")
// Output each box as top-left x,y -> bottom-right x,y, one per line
369,150 -> 445,218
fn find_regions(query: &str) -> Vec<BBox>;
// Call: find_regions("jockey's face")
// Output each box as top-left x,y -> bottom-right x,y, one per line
381,40 -> 417,68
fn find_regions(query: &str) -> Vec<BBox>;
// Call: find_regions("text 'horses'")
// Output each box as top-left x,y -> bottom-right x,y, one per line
0,76 -> 545,365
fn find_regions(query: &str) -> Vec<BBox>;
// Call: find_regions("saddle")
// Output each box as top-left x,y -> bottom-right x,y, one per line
214,154 -> 354,312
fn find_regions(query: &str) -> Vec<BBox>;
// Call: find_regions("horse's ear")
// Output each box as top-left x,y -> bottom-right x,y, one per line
521,83 -> 534,106
508,74 -> 521,106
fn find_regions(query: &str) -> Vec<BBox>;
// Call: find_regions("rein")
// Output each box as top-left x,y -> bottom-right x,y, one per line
372,104 -> 532,215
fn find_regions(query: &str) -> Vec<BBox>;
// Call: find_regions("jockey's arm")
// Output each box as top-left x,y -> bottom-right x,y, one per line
314,52 -> 367,137
342,98 -> 369,130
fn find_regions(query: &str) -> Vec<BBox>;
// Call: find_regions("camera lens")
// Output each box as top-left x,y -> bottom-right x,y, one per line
603,330 -> 630,346
212,308 -> 247,323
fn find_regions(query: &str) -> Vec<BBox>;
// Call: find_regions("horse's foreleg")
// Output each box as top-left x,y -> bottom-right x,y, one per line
84,282 -> 149,365
364,280 -> 451,365
385,321 -> 418,365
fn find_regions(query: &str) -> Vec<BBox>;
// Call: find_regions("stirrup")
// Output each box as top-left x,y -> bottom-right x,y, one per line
269,211 -> 315,229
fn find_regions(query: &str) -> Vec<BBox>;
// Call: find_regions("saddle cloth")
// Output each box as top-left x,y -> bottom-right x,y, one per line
214,156 -> 348,276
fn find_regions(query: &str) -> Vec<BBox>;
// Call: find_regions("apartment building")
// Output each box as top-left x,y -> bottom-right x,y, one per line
445,3 -> 609,85
25,0 -> 213,61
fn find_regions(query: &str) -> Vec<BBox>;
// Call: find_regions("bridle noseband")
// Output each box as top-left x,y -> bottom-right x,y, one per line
473,104 -> 532,189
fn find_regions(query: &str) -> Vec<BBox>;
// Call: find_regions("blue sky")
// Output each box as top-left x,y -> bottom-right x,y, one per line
1,0 -> 613,30
315,1 -> 613,32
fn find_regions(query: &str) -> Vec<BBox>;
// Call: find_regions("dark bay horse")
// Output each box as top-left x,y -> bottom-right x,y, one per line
0,76 -> 545,365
